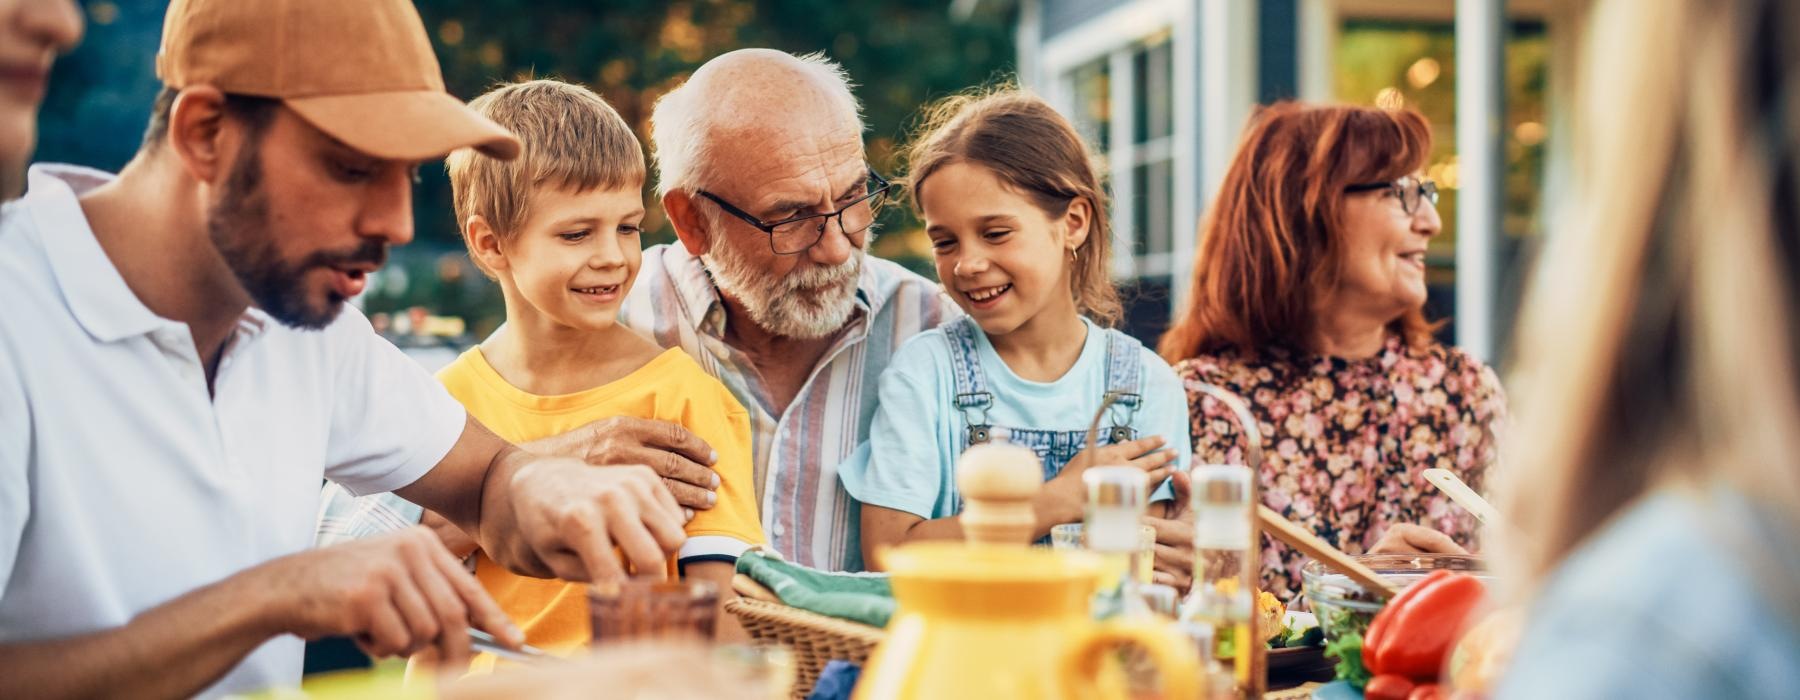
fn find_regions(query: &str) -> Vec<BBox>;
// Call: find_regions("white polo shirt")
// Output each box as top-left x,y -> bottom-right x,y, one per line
0,165 -> 468,697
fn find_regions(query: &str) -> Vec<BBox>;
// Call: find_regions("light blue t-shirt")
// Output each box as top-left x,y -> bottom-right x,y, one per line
840,317 -> 1192,520
1497,484 -> 1800,698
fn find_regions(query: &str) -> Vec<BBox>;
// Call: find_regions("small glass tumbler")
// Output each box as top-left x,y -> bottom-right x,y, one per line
713,643 -> 797,699
1050,522 -> 1086,550
587,579 -> 719,645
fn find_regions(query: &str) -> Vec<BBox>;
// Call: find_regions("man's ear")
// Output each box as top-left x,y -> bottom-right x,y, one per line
465,214 -> 508,274
165,85 -> 233,185
662,190 -> 711,256
1062,196 -> 1093,253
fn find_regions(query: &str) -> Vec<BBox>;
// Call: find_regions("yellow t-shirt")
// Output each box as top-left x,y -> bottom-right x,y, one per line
437,346 -> 763,666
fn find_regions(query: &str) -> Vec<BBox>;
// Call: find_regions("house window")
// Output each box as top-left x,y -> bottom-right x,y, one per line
1130,36 -> 1175,268
1333,18 -> 1551,351
1068,58 -> 1110,154
1059,32 -> 1177,279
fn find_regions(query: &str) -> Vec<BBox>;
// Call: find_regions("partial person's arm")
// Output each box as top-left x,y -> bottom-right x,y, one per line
1041,437 -> 1177,532
322,314 -> 686,584
682,561 -> 748,642
1368,523 -> 1469,555
860,505 -> 966,568
845,348 -> 1177,566
403,416 -> 722,556
840,355 -> 965,569
0,528 -> 518,699
672,391 -> 764,641
1135,357 -> 1200,591
859,435 -> 1177,569
395,415 -> 686,583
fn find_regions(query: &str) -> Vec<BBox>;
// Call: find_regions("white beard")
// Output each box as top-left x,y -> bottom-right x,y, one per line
703,231 -> 866,340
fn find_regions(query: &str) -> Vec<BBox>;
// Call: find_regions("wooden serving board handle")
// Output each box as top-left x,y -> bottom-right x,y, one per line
1256,505 -> 1400,599
1423,468 -> 1501,525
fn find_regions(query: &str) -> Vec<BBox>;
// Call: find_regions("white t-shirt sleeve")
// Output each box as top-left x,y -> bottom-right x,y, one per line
0,341 -> 28,594
321,309 -> 467,496
1140,349 -> 1193,502
1140,350 -> 1195,471
839,335 -> 951,519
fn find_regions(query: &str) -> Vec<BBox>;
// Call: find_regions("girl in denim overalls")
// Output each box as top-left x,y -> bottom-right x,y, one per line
840,89 -> 1193,569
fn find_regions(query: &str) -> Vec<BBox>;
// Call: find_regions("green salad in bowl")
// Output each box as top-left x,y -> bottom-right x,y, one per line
1300,554 -> 1487,686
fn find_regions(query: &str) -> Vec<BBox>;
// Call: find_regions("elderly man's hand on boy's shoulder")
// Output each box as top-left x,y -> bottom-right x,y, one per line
525,416 -> 720,515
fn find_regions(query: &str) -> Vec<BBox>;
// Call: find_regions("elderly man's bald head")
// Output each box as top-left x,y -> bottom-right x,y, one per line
651,49 -> 864,197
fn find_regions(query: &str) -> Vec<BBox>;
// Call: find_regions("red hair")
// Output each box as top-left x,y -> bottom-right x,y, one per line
1159,102 -> 1439,361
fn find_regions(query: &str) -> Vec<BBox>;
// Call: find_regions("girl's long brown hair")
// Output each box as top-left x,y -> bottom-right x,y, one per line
903,87 -> 1123,326
1158,102 -> 1437,361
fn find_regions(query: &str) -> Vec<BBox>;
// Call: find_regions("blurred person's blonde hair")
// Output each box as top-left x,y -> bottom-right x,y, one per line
447,79 -> 645,278
1497,0 -> 1800,615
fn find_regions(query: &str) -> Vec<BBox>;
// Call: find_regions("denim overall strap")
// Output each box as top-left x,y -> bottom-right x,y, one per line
1003,428 -> 1092,481
1098,328 -> 1145,444
942,317 -> 996,448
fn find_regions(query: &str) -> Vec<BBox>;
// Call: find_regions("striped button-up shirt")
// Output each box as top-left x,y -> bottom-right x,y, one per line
620,244 -> 957,571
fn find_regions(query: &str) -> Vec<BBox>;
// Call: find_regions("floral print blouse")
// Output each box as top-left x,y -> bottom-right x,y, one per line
1172,335 -> 1505,601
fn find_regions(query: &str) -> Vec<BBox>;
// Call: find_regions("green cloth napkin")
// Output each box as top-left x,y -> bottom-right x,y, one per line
735,549 -> 895,628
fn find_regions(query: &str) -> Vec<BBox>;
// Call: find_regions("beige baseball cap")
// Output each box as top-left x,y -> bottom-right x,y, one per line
155,0 -> 520,161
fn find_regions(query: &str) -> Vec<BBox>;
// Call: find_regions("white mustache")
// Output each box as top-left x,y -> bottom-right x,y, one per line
780,260 -> 858,292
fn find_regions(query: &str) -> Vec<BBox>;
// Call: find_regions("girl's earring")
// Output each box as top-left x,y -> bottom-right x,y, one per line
1069,248 -> 1079,263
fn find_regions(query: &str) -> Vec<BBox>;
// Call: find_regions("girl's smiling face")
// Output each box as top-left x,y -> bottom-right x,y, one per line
918,160 -> 1090,338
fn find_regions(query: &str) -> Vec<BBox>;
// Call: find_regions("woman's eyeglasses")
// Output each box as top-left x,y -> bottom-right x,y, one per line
1345,176 -> 1439,215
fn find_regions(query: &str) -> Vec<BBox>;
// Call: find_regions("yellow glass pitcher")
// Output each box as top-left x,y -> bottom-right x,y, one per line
853,443 -> 1201,700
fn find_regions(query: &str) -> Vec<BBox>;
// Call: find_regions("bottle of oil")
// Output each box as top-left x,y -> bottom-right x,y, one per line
1082,466 -> 1149,616
1180,464 -> 1255,698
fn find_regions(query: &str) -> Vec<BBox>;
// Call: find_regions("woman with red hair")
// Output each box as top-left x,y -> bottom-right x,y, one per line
1159,102 -> 1504,600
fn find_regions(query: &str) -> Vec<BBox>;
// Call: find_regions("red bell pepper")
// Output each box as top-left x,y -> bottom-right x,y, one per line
1361,570 -> 1488,681
1364,674 -> 1416,700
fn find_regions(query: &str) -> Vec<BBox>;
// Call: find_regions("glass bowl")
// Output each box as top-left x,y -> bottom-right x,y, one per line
1300,554 -> 1486,643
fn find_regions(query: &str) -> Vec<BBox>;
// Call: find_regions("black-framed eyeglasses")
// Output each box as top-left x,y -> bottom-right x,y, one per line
698,169 -> 892,255
1345,176 -> 1439,215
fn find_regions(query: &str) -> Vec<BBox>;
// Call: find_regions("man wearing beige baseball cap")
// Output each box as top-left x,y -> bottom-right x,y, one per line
0,1 -> 689,697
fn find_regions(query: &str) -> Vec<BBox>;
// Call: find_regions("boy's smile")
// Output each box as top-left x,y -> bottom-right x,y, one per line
569,282 -> 624,304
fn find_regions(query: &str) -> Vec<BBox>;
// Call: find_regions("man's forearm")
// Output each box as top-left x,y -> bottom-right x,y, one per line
474,444 -> 533,568
395,416 -> 526,558
0,570 -> 277,699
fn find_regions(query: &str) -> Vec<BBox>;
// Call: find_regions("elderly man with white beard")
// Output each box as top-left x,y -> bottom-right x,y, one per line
316,49 -> 954,573
621,49 -> 958,570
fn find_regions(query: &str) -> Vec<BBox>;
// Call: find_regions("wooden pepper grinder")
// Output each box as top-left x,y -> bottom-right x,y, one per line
955,442 -> 1043,546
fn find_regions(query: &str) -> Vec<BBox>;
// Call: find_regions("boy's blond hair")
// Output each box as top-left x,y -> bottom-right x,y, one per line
447,79 -> 645,278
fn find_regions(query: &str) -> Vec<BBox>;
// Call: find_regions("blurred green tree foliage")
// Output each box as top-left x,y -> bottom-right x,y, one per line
41,1 -> 1016,335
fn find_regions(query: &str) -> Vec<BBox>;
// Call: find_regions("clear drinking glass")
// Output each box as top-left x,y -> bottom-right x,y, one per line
1050,523 -> 1157,586
1050,522 -> 1086,550
714,643 -> 797,699
587,579 -> 719,644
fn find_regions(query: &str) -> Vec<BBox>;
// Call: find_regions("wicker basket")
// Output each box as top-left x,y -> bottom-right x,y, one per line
726,575 -> 887,699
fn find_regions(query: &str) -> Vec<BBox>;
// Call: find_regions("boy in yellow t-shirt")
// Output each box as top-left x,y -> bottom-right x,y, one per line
429,79 -> 762,669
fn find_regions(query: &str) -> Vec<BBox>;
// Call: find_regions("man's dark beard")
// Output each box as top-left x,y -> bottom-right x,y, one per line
207,145 -> 387,330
